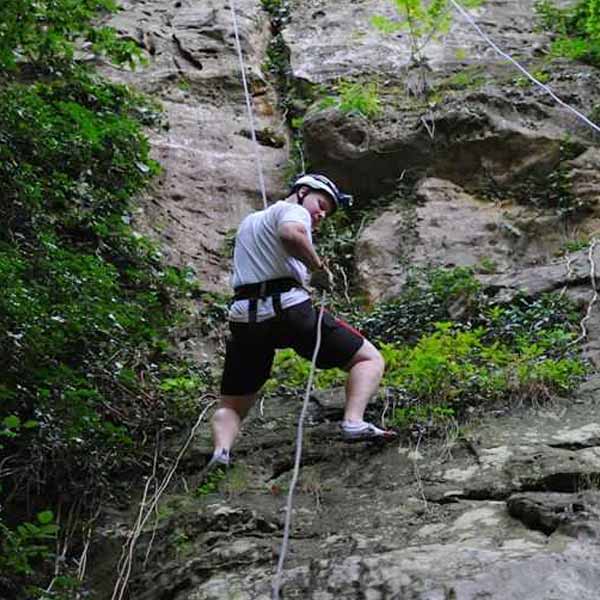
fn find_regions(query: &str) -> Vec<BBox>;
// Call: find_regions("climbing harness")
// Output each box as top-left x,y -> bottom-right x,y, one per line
234,277 -> 301,322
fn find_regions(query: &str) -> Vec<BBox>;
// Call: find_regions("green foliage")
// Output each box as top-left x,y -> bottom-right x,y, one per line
379,315 -> 583,408
265,349 -> 345,394
0,1 -> 219,598
0,0 -> 143,70
0,511 -> 58,577
0,3 -> 213,598
0,73 -> 181,469
444,69 -> 486,90
195,469 -> 226,496
372,0 -> 483,63
371,15 -> 403,34
391,404 -> 455,428
158,361 -> 216,419
261,0 -> 286,15
221,464 -> 250,497
561,238 -> 590,253
320,80 -> 382,119
536,0 -> 600,66
357,267 -> 483,344
313,210 -> 363,294
513,68 -> 550,87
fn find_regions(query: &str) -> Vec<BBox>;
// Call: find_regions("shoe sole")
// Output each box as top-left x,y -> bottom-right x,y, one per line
341,431 -> 398,443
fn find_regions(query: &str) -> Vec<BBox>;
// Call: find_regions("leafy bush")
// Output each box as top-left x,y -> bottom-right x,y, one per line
0,2 -> 214,597
357,267 -> 483,344
0,75 -> 177,472
536,0 -> 600,66
391,404 -> 455,428
0,0 -> 143,70
265,349 -> 345,394
267,268 -> 585,426
0,512 -> 58,577
319,81 -> 382,119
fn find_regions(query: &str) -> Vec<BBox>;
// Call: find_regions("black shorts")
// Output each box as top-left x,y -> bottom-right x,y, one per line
220,300 -> 364,395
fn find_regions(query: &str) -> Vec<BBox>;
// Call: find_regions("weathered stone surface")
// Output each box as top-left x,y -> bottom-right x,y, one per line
284,0 -> 598,201
430,397 -> 600,501
508,491 -> 600,536
302,95 -> 574,202
479,246 -> 595,302
94,390 -> 600,600
101,0 -> 289,291
284,0 -> 549,83
182,519 -> 600,599
355,177 -> 583,301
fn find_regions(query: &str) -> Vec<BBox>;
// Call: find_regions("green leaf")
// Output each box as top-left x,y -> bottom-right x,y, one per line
2,415 -> 20,429
37,511 -> 54,525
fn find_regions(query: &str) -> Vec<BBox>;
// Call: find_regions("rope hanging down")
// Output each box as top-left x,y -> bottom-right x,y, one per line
229,1 -> 327,594
229,0 -> 269,208
448,0 -> 600,135
271,294 -> 327,600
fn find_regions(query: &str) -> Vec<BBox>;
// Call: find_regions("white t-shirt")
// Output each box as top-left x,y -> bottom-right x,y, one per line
228,201 -> 311,323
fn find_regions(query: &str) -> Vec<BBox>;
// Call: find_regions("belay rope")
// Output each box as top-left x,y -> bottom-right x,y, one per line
229,0 -> 268,209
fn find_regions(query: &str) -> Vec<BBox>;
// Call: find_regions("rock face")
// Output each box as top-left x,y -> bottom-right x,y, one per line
355,177 -> 575,301
101,0 -> 289,291
90,389 -> 600,600
285,0 -> 598,199
280,0 -> 600,312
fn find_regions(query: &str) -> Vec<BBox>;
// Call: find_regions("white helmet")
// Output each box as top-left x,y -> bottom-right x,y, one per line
292,173 -> 353,212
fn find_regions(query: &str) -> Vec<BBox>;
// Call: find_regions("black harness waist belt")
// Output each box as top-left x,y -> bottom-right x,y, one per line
233,277 -> 301,323
234,277 -> 300,300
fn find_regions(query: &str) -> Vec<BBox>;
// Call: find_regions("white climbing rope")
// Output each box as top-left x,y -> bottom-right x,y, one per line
229,0 -> 269,208
271,293 -> 327,600
448,0 -> 600,136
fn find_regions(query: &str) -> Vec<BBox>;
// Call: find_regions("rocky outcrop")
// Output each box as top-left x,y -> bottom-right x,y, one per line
100,0 -> 289,291
302,96 -> 575,200
96,389 -> 600,600
355,177 -> 576,301
284,0 -> 598,201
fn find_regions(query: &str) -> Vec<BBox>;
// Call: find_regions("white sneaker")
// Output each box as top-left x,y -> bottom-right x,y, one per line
206,448 -> 230,470
340,421 -> 397,442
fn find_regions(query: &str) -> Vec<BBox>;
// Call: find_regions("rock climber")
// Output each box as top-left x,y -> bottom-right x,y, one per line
208,174 -> 396,470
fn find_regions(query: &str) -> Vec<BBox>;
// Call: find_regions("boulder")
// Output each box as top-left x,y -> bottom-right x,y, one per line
355,177 -> 577,302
